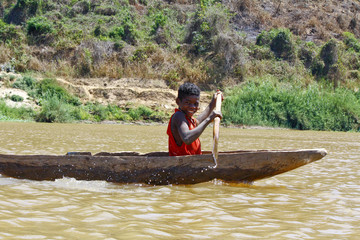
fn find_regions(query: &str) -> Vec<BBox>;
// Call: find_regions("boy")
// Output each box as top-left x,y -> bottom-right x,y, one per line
167,82 -> 223,156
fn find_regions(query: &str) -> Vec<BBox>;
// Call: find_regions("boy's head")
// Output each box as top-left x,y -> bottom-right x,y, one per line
177,82 -> 200,100
176,82 -> 200,117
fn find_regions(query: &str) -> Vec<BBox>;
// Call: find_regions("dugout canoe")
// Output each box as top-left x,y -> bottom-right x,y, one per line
0,149 -> 327,185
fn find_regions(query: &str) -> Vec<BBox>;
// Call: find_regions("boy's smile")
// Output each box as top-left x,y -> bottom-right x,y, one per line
176,95 -> 200,117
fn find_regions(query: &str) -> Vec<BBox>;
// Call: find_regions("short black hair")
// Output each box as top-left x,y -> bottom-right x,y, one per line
178,82 -> 200,100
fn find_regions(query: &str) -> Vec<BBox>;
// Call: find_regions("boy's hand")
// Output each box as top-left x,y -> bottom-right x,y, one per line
209,110 -> 223,121
215,90 -> 224,101
210,90 -> 224,109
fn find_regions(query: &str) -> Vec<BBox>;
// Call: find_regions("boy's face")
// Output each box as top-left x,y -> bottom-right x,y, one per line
176,95 -> 200,117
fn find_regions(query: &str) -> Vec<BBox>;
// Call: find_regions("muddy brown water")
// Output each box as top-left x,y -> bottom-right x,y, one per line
0,122 -> 359,239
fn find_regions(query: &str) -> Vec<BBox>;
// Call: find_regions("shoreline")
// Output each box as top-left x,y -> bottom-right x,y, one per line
0,118 -> 290,131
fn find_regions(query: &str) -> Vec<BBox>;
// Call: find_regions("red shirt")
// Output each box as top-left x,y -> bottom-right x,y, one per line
167,109 -> 202,156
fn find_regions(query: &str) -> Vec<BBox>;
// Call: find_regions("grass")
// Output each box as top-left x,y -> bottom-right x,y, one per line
0,99 -> 35,121
223,76 -> 360,131
2,75 -> 171,123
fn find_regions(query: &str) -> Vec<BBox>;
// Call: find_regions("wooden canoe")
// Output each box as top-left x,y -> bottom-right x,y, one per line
0,149 -> 327,185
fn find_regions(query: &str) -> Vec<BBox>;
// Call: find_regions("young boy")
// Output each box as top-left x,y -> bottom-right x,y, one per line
167,82 -> 223,156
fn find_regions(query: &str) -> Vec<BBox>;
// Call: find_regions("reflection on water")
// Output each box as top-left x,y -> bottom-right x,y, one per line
0,122 -> 359,239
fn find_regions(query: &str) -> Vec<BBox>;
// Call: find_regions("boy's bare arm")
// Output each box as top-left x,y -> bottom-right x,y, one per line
197,91 -> 222,124
174,112 -> 220,145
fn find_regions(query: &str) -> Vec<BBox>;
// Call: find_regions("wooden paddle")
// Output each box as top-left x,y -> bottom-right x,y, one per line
212,91 -> 222,168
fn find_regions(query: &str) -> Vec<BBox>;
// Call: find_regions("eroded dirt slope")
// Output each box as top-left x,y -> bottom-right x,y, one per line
0,72 -> 212,112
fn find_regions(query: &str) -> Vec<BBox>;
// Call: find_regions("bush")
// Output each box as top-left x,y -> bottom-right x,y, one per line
270,29 -> 295,61
109,26 -> 125,40
84,102 -> 108,122
223,79 -> 360,131
94,25 -> 107,37
128,106 -> 153,121
186,1 -> 230,54
35,78 -> 81,106
150,11 -> 167,35
250,45 -> 275,60
122,21 -> 139,45
256,29 -> 279,47
35,94 -> 74,123
319,39 -> 338,74
5,0 -> 41,25
343,32 -> 360,52
311,58 -> 325,76
10,94 -> 24,102
298,42 -> 317,68
0,99 -> 35,121
106,104 -> 129,121
12,76 -> 37,93
26,16 -> 54,36
0,20 -> 23,43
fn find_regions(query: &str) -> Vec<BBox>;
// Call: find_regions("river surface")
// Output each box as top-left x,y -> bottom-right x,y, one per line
0,122 -> 359,239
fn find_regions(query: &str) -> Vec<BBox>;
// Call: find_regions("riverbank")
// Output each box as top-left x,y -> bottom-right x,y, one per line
0,70 -> 213,123
2,71 -> 359,132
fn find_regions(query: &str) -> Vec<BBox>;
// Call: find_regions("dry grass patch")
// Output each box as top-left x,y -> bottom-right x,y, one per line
0,44 -> 11,63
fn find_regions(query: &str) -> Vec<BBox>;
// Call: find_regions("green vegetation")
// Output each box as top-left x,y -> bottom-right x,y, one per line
0,99 -> 35,121
10,94 -> 23,102
223,77 -> 360,131
1,75 -> 170,123
1,0 -> 360,131
26,16 -> 54,36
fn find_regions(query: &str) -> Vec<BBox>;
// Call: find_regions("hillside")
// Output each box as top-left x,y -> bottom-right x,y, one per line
0,0 -> 359,88
1,0 -> 360,131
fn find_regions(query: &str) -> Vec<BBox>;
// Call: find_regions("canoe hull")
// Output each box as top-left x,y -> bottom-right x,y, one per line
0,149 -> 327,185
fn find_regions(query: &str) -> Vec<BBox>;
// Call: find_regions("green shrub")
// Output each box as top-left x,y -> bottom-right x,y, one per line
270,29 -> 295,61
94,25 -> 107,37
35,94 -> 74,123
250,45 -> 275,60
128,106 -> 153,121
95,5 -> 118,16
26,16 -> 54,36
311,58 -> 325,76
5,0 -> 41,25
114,40 -> 125,51
187,1 -> 230,54
150,11 -> 167,35
319,39 -> 338,74
109,26 -> 125,39
163,69 -> 180,89
0,99 -> 35,121
106,104 -> 129,121
12,76 -> 37,92
298,42 -> 317,68
70,106 -> 91,121
122,21 -> 139,44
342,50 -> 360,71
256,29 -> 280,47
10,95 -> 24,102
35,78 -> 81,106
223,79 -> 360,131
75,48 -> 93,77
15,0 -> 40,14
131,44 -> 156,62
343,32 -> 360,52
0,20 -> 22,43
84,102 -> 108,121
